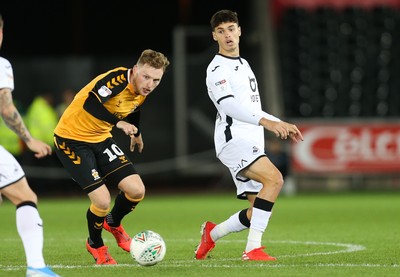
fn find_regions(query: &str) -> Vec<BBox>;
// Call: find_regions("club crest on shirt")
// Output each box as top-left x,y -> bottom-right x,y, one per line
91,169 -> 100,181
98,85 -> 112,97
252,146 -> 260,154
215,79 -> 227,91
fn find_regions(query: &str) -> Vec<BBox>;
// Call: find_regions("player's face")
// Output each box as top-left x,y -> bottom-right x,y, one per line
131,64 -> 164,96
212,22 -> 241,56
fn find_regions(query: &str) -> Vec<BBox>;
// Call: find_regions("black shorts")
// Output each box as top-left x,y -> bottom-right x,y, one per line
53,135 -> 137,193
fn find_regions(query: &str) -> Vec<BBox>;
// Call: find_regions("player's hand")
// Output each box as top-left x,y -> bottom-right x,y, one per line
130,133 -> 144,153
26,138 -> 52,158
288,130 -> 304,143
261,119 -> 304,142
116,121 -> 138,137
276,122 -> 303,143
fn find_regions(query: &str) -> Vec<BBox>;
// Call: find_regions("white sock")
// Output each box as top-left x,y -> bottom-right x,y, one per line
16,205 -> 46,268
246,208 -> 271,252
210,211 -> 247,242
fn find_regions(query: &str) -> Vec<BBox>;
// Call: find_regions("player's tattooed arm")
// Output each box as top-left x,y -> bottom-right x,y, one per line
0,88 -> 32,143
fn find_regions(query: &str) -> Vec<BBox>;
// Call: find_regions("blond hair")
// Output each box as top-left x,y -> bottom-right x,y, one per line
137,49 -> 170,72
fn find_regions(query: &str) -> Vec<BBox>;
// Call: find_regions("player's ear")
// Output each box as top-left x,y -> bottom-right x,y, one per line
132,64 -> 139,74
212,32 -> 217,41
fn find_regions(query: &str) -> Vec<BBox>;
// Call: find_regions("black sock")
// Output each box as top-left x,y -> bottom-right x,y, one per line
106,191 -> 142,227
86,208 -> 104,248
239,208 -> 251,227
254,197 -> 274,212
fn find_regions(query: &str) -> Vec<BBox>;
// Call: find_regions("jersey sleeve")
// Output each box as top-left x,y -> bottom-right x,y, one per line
258,111 -> 281,122
126,108 -> 141,136
0,57 -> 14,91
206,64 -> 233,104
91,68 -> 128,103
83,92 -> 120,125
219,96 -> 262,125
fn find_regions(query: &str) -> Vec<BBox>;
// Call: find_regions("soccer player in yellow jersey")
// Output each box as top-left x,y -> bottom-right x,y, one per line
53,49 -> 170,265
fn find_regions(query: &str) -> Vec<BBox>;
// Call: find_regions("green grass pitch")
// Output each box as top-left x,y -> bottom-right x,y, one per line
0,191 -> 399,276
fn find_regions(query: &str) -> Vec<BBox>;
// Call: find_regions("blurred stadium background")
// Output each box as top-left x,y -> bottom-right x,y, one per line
1,0 -> 400,195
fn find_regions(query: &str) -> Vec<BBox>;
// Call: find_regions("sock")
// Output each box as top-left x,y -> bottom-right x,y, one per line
106,191 -> 143,227
16,202 -> 46,268
246,197 -> 274,252
210,209 -> 249,242
87,204 -> 108,248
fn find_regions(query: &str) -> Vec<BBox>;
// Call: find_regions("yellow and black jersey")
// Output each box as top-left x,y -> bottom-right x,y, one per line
54,67 -> 146,143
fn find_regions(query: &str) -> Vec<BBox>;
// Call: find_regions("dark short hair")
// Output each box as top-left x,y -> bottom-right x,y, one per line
210,10 -> 239,31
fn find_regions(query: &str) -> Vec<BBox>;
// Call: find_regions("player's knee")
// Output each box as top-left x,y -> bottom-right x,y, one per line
119,175 -> 145,199
123,181 -> 145,200
126,186 -> 145,201
91,194 -> 111,211
95,201 -> 111,211
90,203 -> 110,217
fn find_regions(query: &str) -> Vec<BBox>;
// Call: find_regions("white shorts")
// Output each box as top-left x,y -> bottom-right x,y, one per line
217,138 -> 266,199
0,145 -> 25,189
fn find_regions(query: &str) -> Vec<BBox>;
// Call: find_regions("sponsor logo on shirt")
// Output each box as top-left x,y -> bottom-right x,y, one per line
98,85 -> 112,97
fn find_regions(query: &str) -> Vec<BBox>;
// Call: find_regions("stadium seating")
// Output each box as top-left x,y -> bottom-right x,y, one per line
277,5 -> 400,118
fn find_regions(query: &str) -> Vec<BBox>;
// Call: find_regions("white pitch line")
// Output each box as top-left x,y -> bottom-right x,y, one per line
2,239 -> 397,272
1,263 -> 399,271
269,240 -> 366,258
179,238 -> 366,258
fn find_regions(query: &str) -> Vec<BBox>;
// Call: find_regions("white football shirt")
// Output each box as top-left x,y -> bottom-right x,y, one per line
206,54 -> 265,155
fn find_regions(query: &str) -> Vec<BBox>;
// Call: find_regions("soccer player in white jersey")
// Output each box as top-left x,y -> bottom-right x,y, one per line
0,13 -> 61,277
195,9 -> 304,261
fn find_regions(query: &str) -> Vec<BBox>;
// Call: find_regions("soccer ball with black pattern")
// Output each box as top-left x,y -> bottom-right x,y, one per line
130,230 -> 166,266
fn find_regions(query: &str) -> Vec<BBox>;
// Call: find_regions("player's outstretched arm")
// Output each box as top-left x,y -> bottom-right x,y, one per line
0,88 -> 52,158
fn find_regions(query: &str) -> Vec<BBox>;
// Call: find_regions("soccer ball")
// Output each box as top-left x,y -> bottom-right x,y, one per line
130,230 -> 166,266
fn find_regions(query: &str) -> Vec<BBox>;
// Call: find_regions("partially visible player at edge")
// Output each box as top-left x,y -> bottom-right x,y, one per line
53,49 -> 169,265
0,13 -> 61,277
195,9 -> 304,261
